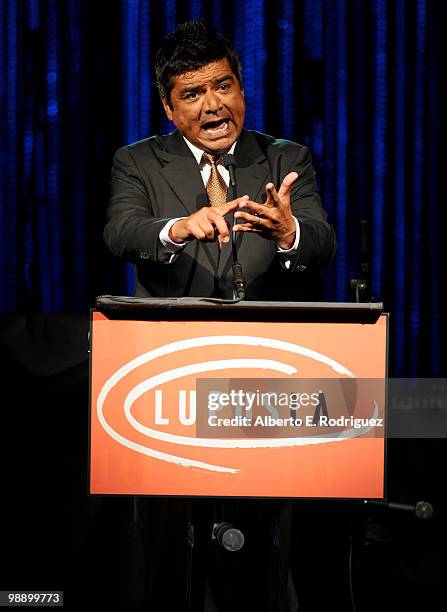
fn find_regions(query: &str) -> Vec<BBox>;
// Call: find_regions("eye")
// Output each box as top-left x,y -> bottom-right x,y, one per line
218,83 -> 230,91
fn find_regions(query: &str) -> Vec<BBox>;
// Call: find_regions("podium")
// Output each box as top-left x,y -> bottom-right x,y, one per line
89,297 -> 387,499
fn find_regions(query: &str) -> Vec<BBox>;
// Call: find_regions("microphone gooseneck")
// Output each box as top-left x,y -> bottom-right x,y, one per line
222,153 -> 246,301
363,499 -> 434,519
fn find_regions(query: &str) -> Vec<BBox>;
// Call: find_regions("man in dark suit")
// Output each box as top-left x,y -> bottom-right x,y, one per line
104,20 -> 336,612
104,21 -> 335,301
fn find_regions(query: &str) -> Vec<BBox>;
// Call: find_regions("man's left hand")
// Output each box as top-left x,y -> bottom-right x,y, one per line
233,172 -> 299,249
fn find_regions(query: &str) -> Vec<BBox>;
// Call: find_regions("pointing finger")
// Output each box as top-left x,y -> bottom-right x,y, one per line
213,215 -> 231,243
222,195 -> 249,216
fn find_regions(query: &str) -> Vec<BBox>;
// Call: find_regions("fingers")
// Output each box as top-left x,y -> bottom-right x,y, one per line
213,215 -> 231,243
173,180 -> 297,244
265,183 -> 281,207
178,196 -> 250,244
234,209 -> 268,226
236,199 -> 271,216
263,171 -> 299,207
183,217 -> 216,242
221,194 -> 249,216
233,172 -> 298,240
187,213 -> 226,242
233,222 -> 263,234
277,171 -> 298,199
211,195 -> 249,243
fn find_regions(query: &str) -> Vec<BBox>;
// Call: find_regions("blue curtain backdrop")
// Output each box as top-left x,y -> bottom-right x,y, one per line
0,0 -> 445,376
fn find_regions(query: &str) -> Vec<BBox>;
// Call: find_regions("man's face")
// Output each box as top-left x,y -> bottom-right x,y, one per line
161,58 -> 245,154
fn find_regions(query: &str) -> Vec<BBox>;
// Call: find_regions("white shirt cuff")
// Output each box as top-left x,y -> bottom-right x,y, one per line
276,217 -> 300,253
159,218 -> 188,249
158,218 -> 188,264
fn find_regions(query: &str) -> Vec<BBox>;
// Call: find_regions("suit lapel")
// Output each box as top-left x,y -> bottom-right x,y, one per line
159,131 -> 208,215
234,129 -> 270,202
159,131 -> 219,268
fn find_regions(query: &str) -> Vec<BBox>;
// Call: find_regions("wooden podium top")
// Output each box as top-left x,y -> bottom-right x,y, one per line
95,295 -> 384,324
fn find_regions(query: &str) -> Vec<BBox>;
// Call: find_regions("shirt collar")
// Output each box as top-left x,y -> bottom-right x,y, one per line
182,137 -> 237,165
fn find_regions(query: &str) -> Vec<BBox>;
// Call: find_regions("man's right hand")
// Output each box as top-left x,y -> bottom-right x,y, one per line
169,195 -> 249,244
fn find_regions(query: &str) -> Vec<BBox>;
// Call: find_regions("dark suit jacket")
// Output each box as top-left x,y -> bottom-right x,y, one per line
104,128 -> 336,299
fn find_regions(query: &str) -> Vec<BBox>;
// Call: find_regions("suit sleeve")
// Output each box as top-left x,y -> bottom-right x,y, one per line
277,144 -> 336,272
104,147 -> 177,264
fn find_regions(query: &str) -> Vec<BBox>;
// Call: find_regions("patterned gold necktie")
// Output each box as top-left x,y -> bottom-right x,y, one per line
203,153 -> 228,207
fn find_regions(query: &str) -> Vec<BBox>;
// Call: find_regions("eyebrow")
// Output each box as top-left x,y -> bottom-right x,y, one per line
179,74 -> 234,96
213,73 -> 234,84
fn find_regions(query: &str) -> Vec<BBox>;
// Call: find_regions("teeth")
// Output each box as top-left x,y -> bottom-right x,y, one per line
205,121 -> 228,134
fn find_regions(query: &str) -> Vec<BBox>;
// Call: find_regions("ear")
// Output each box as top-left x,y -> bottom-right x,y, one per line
161,97 -> 173,121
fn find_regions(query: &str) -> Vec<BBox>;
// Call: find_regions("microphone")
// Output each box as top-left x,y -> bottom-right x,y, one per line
363,499 -> 434,519
212,522 -> 245,551
222,153 -> 237,195
222,154 -> 246,300
350,219 -> 371,302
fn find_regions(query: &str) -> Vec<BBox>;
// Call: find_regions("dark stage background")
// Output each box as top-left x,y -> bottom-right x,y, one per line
1,0 -> 446,375
1,1 -> 446,610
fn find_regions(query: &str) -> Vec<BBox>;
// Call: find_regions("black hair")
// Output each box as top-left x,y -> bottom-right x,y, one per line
155,20 -> 243,108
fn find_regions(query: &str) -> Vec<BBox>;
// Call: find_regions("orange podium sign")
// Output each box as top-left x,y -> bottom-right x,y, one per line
89,300 -> 387,498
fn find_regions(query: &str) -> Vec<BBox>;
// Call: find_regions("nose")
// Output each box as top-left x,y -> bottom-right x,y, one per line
203,89 -> 222,114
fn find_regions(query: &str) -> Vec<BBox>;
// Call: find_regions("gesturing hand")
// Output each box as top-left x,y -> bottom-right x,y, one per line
233,172 -> 299,249
169,195 -> 249,244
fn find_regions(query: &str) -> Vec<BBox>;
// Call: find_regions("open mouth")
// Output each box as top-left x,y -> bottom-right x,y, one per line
202,119 -> 230,136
